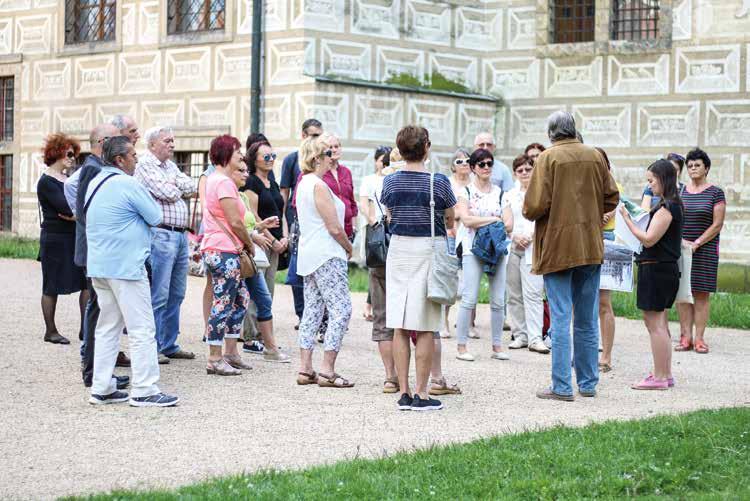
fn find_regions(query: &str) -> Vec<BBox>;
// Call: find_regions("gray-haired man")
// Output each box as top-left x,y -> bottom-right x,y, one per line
110,114 -> 140,146
135,126 -> 196,361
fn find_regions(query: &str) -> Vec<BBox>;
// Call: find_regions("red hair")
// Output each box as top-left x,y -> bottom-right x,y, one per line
43,133 -> 81,166
209,134 -> 242,167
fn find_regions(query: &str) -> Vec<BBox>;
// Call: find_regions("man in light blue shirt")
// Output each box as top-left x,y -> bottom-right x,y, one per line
474,132 -> 514,192
85,136 -> 179,408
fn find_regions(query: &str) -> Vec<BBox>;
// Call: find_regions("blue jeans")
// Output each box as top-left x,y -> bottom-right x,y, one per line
543,264 -> 601,396
245,272 -> 273,322
149,228 -> 188,355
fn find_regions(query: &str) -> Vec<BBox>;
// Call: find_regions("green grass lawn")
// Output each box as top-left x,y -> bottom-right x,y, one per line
67,407 -> 750,500
0,236 -> 39,260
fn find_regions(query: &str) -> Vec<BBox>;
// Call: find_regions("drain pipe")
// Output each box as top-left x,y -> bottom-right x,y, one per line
250,0 -> 263,133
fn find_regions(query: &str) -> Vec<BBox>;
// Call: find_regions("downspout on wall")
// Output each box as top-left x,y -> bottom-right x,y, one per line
250,0 -> 263,133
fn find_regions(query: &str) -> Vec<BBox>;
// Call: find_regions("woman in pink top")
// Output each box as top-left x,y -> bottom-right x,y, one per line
201,135 -> 256,376
322,135 -> 358,239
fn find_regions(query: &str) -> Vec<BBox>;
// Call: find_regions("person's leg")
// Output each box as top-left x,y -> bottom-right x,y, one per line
149,228 -> 177,354
82,278 -> 100,386
430,335 -> 443,380
90,278 -> 123,397
202,271 -> 212,332
263,251 -> 280,298
414,331 -> 434,399
223,277 -> 249,358
41,294 -> 59,336
78,288 -> 89,340
693,292 -> 711,345
521,260 -> 545,347
315,259 -> 352,375
245,273 -> 280,352
506,251 -> 528,347
543,269 -> 575,397
160,232 -> 188,356
112,277 -> 161,398
205,252 -> 234,362
676,302 -> 694,346
393,329 -> 412,396
643,310 -> 671,380
598,290 -> 615,366
370,267 -> 395,379
292,285 -> 304,321
571,265 -> 601,394
298,272 -> 325,374
488,255 -> 508,352
456,254 -> 482,355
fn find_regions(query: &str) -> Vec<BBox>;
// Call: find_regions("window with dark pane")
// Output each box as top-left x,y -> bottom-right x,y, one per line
0,155 -> 12,231
0,77 -> 13,142
65,0 -> 117,44
174,151 -> 210,181
550,0 -> 595,44
611,0 -> 660,40
168,0 -> 226,35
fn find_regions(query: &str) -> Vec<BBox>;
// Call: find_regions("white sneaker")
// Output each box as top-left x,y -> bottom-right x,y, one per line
529,340 -> 550,354
439,330 -> 452,339
491,351 -> 510,361
263,350 -> 291,363
456,352 -> 475,362
508,338 -> 528,349
468,328 -> 481,339
544,337 -> 552,349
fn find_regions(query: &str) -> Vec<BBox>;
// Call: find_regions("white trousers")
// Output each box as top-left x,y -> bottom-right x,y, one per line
92,277 -> 160,398
506,250 -> 545,345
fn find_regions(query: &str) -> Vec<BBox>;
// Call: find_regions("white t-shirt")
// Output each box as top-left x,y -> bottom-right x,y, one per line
458,183 -> 503,256
503,186 -> 534,239
296,174 -> 347,276
364,174 -> 386,219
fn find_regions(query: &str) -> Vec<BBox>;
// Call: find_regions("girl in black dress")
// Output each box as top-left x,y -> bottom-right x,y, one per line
37,133 -> 88,344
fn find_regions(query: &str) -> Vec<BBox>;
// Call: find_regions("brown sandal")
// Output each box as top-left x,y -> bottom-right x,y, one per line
296,370 -> 318,385
598,362 -> 613,373
429,377 -> 461,395
317,372 -> 354,388
383,377 -> 400,394
694,339 -> 709,354
675,336 -> 693,352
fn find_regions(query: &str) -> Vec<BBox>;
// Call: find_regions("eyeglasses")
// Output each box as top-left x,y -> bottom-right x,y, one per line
475,161 -> 493,169
323,149 -> 333,158
454,159 -> 467,165
263,153 -> 277,162
66,151 -> 76,159
515,167 -> 533,173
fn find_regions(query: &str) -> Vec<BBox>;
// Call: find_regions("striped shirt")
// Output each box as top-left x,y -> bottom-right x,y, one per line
682,184 -> 725,292
380,170 -> 456,237
134,151 -> 196,228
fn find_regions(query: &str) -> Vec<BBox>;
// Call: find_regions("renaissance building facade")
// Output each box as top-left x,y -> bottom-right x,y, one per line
0,0 -> 748,263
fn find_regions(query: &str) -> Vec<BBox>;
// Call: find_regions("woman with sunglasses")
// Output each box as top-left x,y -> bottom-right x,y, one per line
454,148 -> 513,362
506,154 -> 548,354
323,135 -> 358,241
641,153 -> 685,211
37,133 -> 88,345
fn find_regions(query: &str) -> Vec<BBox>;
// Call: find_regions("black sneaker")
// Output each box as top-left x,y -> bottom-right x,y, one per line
89,391 -> 129,405
129,392 -> 179,408
411,395 -> 443,411
397,393 -> 413,411
243,340 -> 265,355
115,375 -> 130,390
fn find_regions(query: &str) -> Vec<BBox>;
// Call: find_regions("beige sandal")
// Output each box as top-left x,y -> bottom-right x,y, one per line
429,377 -> 461,395
206,358 -> 242,376
383,377 -> 400,394
317,372 -> 354,388
296,370 -> 318,385
223,355 -> 252,370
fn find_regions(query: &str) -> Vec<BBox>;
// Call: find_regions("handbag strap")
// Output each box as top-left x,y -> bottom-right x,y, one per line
189,195 -> 199,233
206,204 -> 243,254
84,172 -> 120,214
429,172 -> 435,241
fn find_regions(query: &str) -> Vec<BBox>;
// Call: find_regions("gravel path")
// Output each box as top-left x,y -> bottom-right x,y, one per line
1,258 -> 748,500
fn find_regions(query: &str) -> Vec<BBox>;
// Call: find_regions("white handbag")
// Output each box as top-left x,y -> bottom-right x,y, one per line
675,242 -> 694,304
253,235 -> 271,269
426,172 -> 459,305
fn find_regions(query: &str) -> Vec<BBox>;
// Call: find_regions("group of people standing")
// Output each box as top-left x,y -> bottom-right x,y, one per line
35,108 -> 726,411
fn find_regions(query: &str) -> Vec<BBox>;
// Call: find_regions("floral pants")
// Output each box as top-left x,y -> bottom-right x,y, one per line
203,250 -> 250,346
299,258 -> 351,352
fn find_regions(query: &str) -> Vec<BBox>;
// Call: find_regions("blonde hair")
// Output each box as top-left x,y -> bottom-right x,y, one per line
299,133 -> 331,173
383,148 -> 404,175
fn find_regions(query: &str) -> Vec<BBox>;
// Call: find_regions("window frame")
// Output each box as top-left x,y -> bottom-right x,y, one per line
167,0 -> 226,36
0,155 -> 12,232
159,0 -> 233,47
0,76 -> 13,143
610,0 -> 661,41
550,0 -> 596,45
64,0 -> 118,45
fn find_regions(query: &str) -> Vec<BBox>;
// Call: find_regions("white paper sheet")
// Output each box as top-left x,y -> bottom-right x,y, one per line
614,201 -> 650,253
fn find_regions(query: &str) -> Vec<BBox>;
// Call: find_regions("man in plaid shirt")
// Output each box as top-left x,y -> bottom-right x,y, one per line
135,126 -> 197,361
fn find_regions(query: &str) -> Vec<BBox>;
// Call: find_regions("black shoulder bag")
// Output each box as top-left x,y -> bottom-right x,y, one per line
365,195 -> 390,268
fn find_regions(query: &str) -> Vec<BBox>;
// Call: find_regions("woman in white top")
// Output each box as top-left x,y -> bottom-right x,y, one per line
454,148 -> 514,361
295,134 -> 355,388
505,154 -> 549,354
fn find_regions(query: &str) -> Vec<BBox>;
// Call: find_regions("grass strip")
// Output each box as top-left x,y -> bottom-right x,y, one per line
0,236 -> 39,260
68,407 -> 750,500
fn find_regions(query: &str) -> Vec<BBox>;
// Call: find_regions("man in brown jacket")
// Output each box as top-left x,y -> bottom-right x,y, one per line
523,111 -> 619,401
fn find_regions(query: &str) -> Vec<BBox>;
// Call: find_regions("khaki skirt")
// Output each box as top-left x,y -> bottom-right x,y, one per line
385,235 -> 442,332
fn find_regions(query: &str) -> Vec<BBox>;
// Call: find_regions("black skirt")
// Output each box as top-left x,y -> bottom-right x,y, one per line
39,230 -> 86,296
636,261 -> 679,312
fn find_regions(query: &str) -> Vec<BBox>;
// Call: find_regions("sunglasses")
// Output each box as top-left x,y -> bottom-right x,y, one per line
66,151 -> 76,159
454,159 -> 467,165
237,168 -> 249,174
263,153 -> 277,162
515,167 -> 533,173
323,149 -> 333,158
475,161 -> 493,169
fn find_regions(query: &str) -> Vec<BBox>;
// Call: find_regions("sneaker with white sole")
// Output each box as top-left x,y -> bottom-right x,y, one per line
242,340 -> 265,355
468,328 -> 481,339
529,340 -> 550,354
89,391 -> 129,405
129,392 -> 180,407
397,393 -> 413,411
263,350 -> 291,363
491,351 -> 510,360
456,352 -> 475,362
508,338 -> 528,349
411,395 -> 443,411
544,337 -> 552,349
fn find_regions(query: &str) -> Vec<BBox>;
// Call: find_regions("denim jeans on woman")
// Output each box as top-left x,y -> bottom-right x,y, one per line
244,271 -> 273,322
203,250 -> 250,346
456,253 -> 507,347
544,264 -> 601,396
